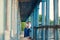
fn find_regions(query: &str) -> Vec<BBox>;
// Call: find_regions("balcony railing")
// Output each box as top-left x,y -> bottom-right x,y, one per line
33,25 -> 60,40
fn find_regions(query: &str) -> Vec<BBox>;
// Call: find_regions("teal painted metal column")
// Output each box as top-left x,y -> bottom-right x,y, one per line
45,0 -> 50,40
30,12 -> 34,39
54,0 -> 58,25
30,5 -> 39,40
46,0 -> 50,25
33,5 -> 39,27
34,5 -> 39,40
54,0 -> 58,40
42,0 -> 45,25
41,0 -> 45,40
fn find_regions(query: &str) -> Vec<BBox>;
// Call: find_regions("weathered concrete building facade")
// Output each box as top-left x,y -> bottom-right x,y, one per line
0,0 -> 21,40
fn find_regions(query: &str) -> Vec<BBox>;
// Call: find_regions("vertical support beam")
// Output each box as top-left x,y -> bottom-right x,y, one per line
15,0 -> 18,40
15,0 -> 21,40
30,5 -> 39,40
10,0 -> 12,40
11,0 -> 16,39
3,0 -> 7,40
54,0 -> 58,40
11,0 -> 21,40
5,0 -> 12,40
17,3 -> 21,40
30,12 -> 34,39
46,0 -> 50,25
17,12 -> 21,40
41,0 -> 45,40
6,0 -> 12,32
34,5 -> 39,27
45,0 -> 50,40
54,0 -> 58,25
34,5 -> 39,40
42,0 -> 45,25
0,0 -> 6,40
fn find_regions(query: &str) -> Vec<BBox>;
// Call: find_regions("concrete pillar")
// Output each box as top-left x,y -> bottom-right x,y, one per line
5,0 -> 11,40
0,0 -> 5,40
0,0 -> 20,40
5,0 -> 12,40
12,0 -> 17,37
11,0 -> 21,40
17,11 -> 21,40
4,0 -> 20,40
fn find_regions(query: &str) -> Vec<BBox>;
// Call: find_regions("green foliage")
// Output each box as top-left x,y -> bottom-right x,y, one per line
39,15 -> 54,25
59,20 -> 60,24
21,22 -> 26,31
39,15 -> 42,22
59,17 -> 60,24
50,20 -> 54,25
